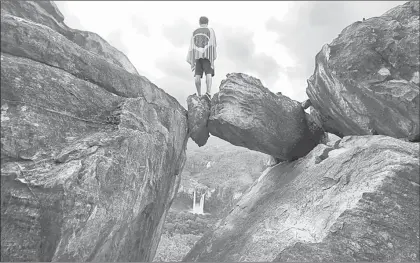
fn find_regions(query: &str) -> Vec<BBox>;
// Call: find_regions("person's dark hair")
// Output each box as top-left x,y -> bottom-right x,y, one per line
199,16 -> 209,25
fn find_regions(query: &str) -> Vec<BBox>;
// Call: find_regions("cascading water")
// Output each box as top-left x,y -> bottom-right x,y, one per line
192,190 -> 205,214
193,189 -> 196,212
198,193 -> 205,214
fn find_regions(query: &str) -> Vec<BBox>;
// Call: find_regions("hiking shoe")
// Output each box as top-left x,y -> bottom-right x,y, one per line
205,93 -> 211,100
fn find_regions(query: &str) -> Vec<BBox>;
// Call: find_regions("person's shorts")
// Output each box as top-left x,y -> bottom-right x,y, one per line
195,58 -> 215,78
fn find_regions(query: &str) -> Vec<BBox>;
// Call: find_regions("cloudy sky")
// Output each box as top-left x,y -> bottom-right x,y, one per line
55,1 -> 402,107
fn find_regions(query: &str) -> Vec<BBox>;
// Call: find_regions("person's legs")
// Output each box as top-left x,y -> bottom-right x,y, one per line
205,74 -> 212,95
202,59 -> 214,96
195,75 -> 202,96
194,59 -> 204,96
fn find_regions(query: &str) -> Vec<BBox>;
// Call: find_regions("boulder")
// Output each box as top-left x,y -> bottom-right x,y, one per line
307,1 -> 419,141
187,94 -> 211,147
183,136 -> 419,262
0,13 -> 162,99
0,1 -> 139,75
1,2 -> 188,262
208,73 -> 325,161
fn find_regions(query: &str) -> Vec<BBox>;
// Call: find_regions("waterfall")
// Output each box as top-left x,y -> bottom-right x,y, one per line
192,190 -> 205,214
193,189 -> 196,212
198,193 -> 205,214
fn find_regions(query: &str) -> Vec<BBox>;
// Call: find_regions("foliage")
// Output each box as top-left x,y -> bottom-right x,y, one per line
162,210 -> 217,236
153,233 -> 201,262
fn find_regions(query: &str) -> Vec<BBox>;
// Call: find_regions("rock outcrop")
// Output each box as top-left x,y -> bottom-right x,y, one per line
0,1 -> 139,75
183,136 -> 419,262
307,1 -> 419,141
207,73 -> 325,161
1,12 -> 162,99
187,94 -> 211,147
1,1 -> 188,262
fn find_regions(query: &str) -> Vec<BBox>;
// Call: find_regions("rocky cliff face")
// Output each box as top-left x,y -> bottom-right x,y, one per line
307,1 -> 419,141
183,136 -> 419,262
1,1 -> 188,262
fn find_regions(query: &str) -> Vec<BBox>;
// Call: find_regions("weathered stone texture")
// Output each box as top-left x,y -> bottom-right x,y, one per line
183,136 -> 419,262
208,73 -> 325,161
187,94 -> 211,147
1,2 -> 188,261
307,1 -> 419,141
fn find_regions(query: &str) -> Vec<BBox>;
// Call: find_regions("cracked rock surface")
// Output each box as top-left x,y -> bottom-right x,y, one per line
1,1 -> 188,261
307,1 -> 419,141
183,136 -> 419,262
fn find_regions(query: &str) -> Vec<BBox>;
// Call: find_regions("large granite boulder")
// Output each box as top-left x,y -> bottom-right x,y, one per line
208,73 -> 325,161
0,12 -> 163,100
183,136 -> 419,262
307,1 -> 419,141
187,94 -> 211,147
0,0 -> 139,75
1,2 -> 188,262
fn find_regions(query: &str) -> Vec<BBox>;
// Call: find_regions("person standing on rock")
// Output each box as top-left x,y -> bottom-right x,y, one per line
187,16 -> 217,99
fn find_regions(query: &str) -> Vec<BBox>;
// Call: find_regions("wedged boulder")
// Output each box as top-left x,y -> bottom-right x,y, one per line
307,1 -> 419,141
1,3 -> 188,262
183,136 -> 419,262
187,94 -> 211,147
0,1 -> 139,75
208,73 -> 325,161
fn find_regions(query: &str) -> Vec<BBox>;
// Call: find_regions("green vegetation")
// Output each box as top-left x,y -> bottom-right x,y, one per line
153,210 -> 218,262
163,210 -> 216,236
154,233 -> 201,262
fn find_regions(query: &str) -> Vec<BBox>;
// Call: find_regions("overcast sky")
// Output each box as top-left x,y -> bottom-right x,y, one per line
55,1 -> 402,107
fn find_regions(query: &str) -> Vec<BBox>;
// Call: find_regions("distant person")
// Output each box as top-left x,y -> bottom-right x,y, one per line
186,16 -> 217,99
